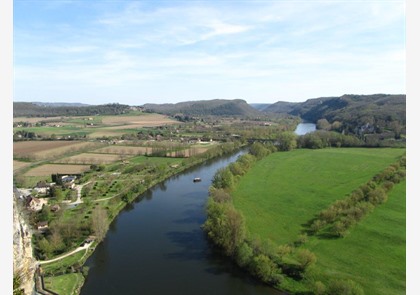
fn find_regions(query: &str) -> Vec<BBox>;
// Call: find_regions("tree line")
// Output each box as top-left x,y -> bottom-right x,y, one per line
308,155 -> 406,238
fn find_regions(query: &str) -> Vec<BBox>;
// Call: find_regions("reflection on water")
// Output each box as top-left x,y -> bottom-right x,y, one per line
294,122 -> 316,135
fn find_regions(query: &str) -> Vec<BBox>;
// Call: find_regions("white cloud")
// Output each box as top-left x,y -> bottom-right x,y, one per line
13,0 -> 406,103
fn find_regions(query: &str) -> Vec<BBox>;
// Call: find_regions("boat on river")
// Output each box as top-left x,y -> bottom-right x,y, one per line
193,177 -> 201,182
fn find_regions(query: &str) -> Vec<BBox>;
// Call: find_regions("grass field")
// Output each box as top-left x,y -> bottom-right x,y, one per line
232,148 -> 405,244
231,148 -> 406,294
307,180 -> 406,295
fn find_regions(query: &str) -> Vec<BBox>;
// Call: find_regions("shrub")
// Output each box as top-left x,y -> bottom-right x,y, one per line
295,249 -> 317,271
251,254 -> 281,284
313,281 -> 327,295
327,279 -> 364,295
310,219 -> 326,234
332,221 -> 348,237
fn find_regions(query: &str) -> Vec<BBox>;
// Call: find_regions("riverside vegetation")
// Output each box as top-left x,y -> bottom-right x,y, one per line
203,142 -> 405,295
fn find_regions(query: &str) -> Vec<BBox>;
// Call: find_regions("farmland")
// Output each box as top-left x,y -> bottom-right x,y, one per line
13,141 -> 100,161
13,112 -> 180,140
230,148 -> 406,294
23,164 -> 91,177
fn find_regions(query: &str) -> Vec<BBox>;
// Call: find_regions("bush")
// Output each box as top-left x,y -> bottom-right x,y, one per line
295,249 -> 317,271
327,279 -> 364,295
313,281 -> 327,295
251,254 -> 281,284
332,221 -> 348,237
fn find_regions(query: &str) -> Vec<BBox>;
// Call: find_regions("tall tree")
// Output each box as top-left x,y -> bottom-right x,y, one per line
91,207 -> 109,242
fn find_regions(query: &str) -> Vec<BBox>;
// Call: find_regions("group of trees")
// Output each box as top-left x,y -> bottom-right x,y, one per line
309,155 -> 406,237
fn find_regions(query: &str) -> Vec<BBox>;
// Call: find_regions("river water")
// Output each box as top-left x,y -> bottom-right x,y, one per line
294,122 -> 316,135
80,150 -> 284,295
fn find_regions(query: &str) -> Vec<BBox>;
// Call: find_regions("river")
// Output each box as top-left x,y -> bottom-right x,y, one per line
80,150 -> 284,295
294,122 -> 316,135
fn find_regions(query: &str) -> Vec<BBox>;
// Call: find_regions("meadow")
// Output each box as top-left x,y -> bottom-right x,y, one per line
231,148 -> 406,294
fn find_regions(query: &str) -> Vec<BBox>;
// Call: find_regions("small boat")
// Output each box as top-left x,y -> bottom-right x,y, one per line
193,177 -> 201,182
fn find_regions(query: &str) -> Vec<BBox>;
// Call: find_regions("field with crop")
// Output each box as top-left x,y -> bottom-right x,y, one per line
13,160 -> 32,172
24,164 -> 91,177
14,113 -> 181,139
13,141 -> 100,161
101,113 -> 179,126
95,145 -> 150,155
53,153 -> 128,165
231,148 -> 406,294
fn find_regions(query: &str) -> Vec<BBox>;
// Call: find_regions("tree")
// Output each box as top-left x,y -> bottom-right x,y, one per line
317,118 -> 331,130
203,200 -> 245,256
277,132 -> 297,151
91,207 -> 109,242
251,254 -> 281,284
295,249 -> 317,271
236,242 -> 253,267
212,168 -> 235,190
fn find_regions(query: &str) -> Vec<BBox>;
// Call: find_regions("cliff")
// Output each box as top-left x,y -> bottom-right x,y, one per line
13,192 -> 36,295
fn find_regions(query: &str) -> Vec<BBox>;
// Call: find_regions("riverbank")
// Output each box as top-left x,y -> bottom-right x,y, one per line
38,141 -> 246,295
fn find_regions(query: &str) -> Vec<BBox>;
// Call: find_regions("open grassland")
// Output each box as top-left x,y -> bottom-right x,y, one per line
43,273 -> 85,295
24,164 -> 91,177
232,148 -> 405,294
307,180 -> 406,295
14,141 -> 100,161
232,148 -> 405,244
53,153 -> 128,165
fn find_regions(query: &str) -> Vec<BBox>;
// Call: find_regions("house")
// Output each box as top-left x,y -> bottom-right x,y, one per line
26,196 -> 47,212
34,181 -> 51,195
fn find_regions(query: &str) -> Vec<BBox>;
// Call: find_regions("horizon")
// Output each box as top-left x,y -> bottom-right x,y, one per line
13,92 -> 407,107
13,1 -> 405,105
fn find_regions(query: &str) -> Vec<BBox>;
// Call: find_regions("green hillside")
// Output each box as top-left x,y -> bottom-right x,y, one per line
263,94 -> 406,138
143,99 -> 262,117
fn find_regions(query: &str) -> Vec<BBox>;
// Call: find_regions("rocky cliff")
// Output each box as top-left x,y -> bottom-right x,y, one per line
13,193 -> 36,295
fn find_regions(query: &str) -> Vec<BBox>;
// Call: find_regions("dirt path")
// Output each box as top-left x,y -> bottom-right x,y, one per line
67,181 -> 91,206
38,241 -> 93,265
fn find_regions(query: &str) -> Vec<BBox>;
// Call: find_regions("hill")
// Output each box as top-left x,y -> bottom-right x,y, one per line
13,102 -> 133,117
31,102 -> 90,107
249,103 -> 272,111
143,99 -> 262,117
263,94 -> 406,136
260,101 -> 299,113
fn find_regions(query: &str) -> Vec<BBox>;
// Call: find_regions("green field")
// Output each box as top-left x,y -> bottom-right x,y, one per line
232,148 -> 405,294
308,180 -> 406,295
43,273 -> 85,295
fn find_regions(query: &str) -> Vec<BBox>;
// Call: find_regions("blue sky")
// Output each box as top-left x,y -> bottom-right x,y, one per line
13,0 -> 406,105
